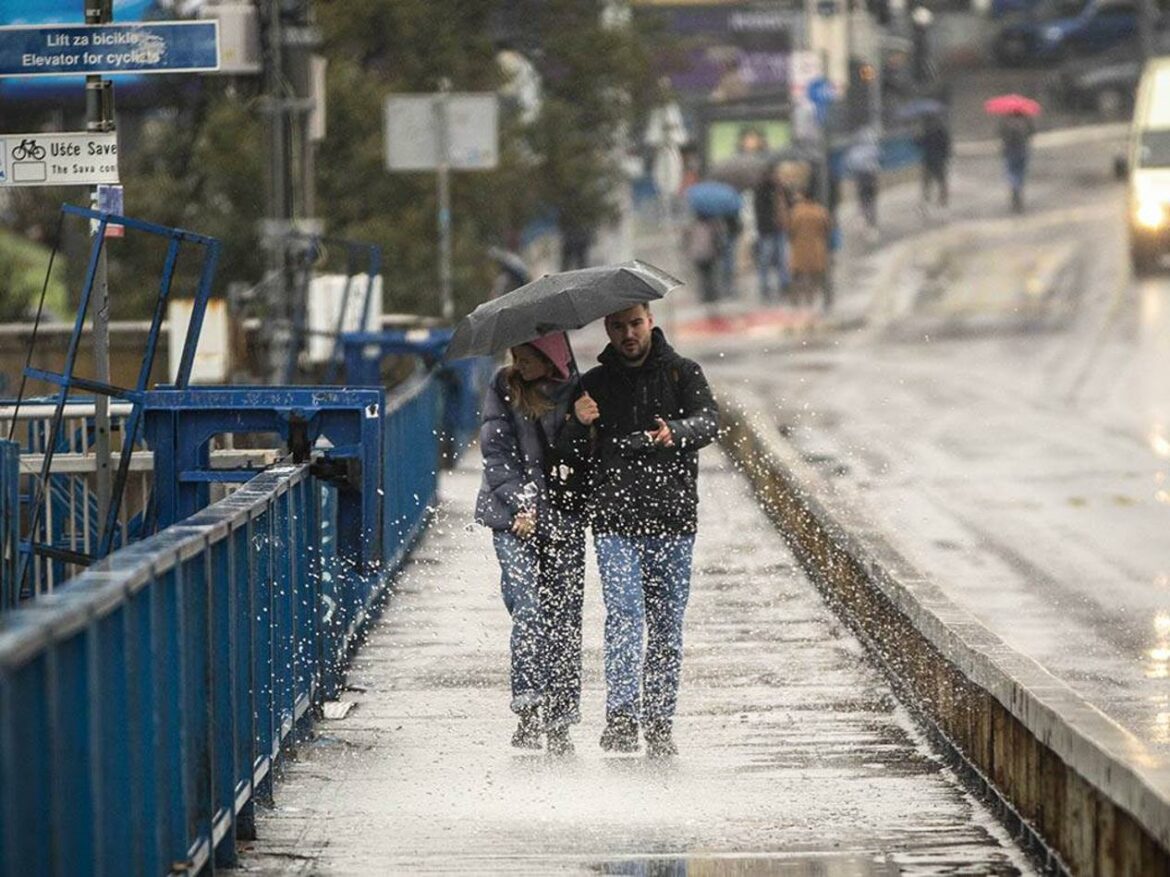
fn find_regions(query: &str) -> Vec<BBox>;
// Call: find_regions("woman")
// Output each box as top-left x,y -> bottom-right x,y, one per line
787,190 -> 832,312
474,332 -> 587,755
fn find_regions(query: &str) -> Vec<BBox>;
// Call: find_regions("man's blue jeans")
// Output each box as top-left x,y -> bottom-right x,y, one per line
594,533 -> 695,722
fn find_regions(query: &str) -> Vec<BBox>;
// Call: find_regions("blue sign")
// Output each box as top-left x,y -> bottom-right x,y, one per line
0,22 -> 219,77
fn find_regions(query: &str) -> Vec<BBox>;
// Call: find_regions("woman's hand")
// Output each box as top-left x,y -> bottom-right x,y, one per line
511,509 -> 537,539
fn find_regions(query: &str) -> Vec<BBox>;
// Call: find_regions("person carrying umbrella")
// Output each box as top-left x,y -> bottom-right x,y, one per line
448,261 -> 685,756
1000,111 -> 1034,213
557,303 -> 720,757
985,95 -> 1040,213
474,331 -> 587,756
918,116 -> 952,209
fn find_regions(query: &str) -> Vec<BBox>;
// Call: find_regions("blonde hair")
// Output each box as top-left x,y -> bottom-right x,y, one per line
506,347 -> 555,420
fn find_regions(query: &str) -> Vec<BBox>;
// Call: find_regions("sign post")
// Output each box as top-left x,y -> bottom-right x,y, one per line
0,8 -> 219,528
385,88 -> 498,321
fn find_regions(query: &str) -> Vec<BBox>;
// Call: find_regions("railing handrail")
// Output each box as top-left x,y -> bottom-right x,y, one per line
0,464 -> 308,673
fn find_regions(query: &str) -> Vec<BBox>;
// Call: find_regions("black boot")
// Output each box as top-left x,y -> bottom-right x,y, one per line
546,725 -> 574,756
644,718 -> 678,758
599,712 -> 639,752
511,705 -> 542,749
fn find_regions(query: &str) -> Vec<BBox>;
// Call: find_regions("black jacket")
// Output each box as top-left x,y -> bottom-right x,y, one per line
558,328 -> 719,536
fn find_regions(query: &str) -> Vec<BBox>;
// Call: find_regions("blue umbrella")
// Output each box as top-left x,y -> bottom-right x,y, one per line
895,98 -> 947,121
686,181 -> 743,217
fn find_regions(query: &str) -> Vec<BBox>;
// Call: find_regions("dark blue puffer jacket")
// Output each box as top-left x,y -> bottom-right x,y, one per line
474,367 -> 578,533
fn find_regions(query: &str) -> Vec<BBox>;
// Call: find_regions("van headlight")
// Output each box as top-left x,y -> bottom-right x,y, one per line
1136,200 -> 1166,230
1043,25 -> 1064,42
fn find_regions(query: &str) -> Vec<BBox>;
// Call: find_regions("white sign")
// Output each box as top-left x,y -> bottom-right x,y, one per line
0,131 -> 119,187
384,93 -> 498,171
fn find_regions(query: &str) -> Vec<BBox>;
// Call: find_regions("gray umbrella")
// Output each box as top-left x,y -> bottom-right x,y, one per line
707,152 -> 773,189
444,259 -> 683,361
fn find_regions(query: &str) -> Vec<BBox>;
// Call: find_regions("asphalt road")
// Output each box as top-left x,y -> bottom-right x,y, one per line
682,130 -> 1170,759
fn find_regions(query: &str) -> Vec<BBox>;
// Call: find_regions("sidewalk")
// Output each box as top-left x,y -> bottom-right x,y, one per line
241,454 -> 1030,874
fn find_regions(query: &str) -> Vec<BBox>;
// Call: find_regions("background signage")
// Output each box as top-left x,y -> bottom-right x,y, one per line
0,21 -> 219,77
0,131 -> 119,187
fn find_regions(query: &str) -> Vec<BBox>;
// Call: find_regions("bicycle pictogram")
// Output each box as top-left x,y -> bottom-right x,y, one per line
12,139 -> 46,162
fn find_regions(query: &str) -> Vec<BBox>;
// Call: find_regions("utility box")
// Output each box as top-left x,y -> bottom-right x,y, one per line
199,3 -> 262,75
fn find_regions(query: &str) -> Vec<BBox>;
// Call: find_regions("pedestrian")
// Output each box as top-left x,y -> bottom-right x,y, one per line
720,209 -> 743,299
918,117 -> 951,208
682,213 -> 728,306
560,219 -> 593,271
999,110 -> 1034,213
475,332 -> 588,756
753,167 -> 791,303
847,129 -> 881,236
786,190 -> 832,312
558,304 -> 720,757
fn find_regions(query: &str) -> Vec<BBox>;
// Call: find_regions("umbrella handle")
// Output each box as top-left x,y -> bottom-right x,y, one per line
564,331 -> 581,378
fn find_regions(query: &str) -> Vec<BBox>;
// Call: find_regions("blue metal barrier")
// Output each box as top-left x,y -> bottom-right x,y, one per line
339,327 -> 493,463
0,373 -> 449,874
0,441 -> 17,610
0,464 -> 316,875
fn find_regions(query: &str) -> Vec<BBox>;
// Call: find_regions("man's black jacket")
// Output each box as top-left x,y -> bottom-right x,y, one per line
557,327 -> 719,536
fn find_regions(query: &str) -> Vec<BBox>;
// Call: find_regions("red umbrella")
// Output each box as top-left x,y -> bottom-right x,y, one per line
984,94 -> 1041,117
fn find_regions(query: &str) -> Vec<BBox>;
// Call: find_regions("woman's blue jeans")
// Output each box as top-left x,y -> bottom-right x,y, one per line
493,517 -> 585,727
594,533 -> 695,722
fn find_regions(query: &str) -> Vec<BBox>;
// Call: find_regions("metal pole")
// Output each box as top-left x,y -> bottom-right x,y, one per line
86,0 -> 114,527
436,78 -> 454,322
264,0 -> 291,383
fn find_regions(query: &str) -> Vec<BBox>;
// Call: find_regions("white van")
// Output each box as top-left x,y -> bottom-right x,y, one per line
1127,57 -> 1170,274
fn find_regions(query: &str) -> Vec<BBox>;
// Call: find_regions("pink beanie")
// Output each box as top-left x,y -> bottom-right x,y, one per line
527,331 -> 573,381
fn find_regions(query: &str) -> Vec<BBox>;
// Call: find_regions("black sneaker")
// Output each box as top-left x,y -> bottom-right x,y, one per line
511,705 -> 542,750
644,719 -> 677,758
599,713 -> 640,752
546,725 -> 574,756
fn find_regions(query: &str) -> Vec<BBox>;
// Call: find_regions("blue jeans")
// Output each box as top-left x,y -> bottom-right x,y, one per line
756,232 -> 789,301
494,518 -> 586,725
494,531 -> 544,712
594,533 -> 695,722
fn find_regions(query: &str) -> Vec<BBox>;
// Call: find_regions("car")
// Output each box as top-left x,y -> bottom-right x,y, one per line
994,0 -> 1140,66
1125,57 -> 1170,273
1049,28 -> 1170,116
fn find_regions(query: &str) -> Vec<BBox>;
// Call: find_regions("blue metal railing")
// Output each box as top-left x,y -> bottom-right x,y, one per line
0,441 -> 17,610
0,465 -> 316,875
0,370 -> 458,874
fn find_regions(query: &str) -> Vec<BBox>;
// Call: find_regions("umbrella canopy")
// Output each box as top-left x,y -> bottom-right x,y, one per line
984,94 -> 1041,116
707,152 -> 773,189
895,98 -> 947,121
444,260 -> 684,361
686,180 -> 743,217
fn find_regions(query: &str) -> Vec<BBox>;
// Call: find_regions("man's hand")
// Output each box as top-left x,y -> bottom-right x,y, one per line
574,391 -> 600,425
511,509 -> 536,539
645,416 -> 674,447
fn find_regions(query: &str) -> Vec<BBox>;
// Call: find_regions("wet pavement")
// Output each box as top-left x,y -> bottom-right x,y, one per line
690,133 -> 1170,759
240,456 -> 1031,875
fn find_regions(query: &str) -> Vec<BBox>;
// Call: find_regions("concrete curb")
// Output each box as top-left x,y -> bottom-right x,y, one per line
717,387 -> 1170,876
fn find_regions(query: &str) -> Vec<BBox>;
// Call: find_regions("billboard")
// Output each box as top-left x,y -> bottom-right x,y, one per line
633,2 -> 798,102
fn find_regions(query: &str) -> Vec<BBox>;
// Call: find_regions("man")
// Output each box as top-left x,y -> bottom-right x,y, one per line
558,304 -> 719,756
753,167 -> 791,303
918,118 -> 951,209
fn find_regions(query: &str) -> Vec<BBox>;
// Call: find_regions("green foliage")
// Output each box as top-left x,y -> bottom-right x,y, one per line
0,228 -> 67,322
0,0 -> 658,321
